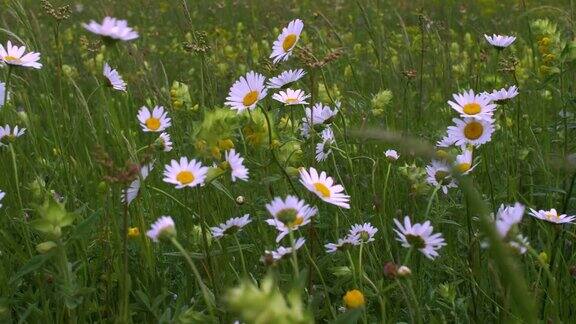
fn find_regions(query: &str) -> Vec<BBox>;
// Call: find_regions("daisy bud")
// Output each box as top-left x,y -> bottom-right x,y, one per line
538,252 -> 549,266
236,195 -> 245,205
384,149 -> 399,161
343,289 -> 365,309
397,265 -> 412,278
383,261 -> 398,279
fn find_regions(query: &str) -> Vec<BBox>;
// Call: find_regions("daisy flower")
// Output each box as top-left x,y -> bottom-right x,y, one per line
325,235 -> 361,254
454,148 -> 476,174
385,149 -> 399,161
225,71 -> 267,113
122,164 -> 153,205
0,82 -> 7,108
0,125 -> 26,146
0,41 -> 42,69
299,167 -> 350,208
83,17 -> 139,41
268,237 -> 306,261
495,202 -> 525,237
265,195 -> 317,242
0,190 -> 5,209
486,85 -> 519,103
103,63 -> 127,91
210,214 -> 252,239
267,69 -> 306,89
315,127 -> 335,162
448,90 -> 496,120
225,149 -> 249,182
529,208 -> 576,224
270,19 -> 304,64
301,103 -> 339,138
509,234 -> 529,255
446,117 -> 495,147
426,160 -> 457,194
393,216 -> 446,260
137,106 -> 171,132
157,132 -> 173,152
163,157 -> 209,189
272,88 -> 310,106
484,34 -> 516,49
146,216 -> 176,242
348,223 -> 378,244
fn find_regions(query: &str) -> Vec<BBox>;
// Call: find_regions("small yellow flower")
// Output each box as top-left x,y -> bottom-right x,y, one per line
127,227 -> 140,238
343,289 -> 365,309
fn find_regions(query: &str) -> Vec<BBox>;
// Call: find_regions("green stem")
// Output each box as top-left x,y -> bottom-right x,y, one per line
3,65 -> 12,110
288,230 -> 300,278
233,234 -> 248,276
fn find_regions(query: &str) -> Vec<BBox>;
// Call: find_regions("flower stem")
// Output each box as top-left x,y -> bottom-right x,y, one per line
233,234 -> 248,276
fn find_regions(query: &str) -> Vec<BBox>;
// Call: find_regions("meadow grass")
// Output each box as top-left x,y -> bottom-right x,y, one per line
1,0 -> 575,323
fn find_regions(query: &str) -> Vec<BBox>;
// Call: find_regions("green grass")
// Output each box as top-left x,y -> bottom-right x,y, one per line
1,0 -> 575,322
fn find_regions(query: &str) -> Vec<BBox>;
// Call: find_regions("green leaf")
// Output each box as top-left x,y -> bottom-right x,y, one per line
9,251 -> 55,285
331,308 -> 362,324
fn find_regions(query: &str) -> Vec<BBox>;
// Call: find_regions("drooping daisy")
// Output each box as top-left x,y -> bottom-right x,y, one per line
122,164 -> 153,205
267,69 -> 306,89
0,41 -> 42,69
163,157 -> 209,189
325,235 -> 361,254
0,125 -> 26,146
146,216 -> 176,242
393,216 -> 446,260
448,90 -> 496,120
426,160 -> 457,194
268,237 -> 306,261
301,103 -> 339,138
272,88 -> 310,106
225,71 -> 267,113
0,190 -> 5,209
299,167 -> 350,208
137,106 -> 171,132
446,117 -> 495,147
315,127 -> 335,162
103,63 -> 126,91
486,85 -> 519,104
529,208 -> 576,224
0,82 -> 7,108
265,195 -> 317,242
495,202 -> 525,237
157,132 -> 173,152
210,214 -> 252,239
225,149 -> 249,182
484,34 -> 516,49
454,148 -> 476,174
83,17 -> 139,41
348,223 -> 378,244
385,149 -> 399,161
270,19 -> 304,64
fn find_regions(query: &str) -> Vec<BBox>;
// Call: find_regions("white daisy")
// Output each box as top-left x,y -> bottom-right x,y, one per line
0,125 -> 26,146
315,127 -> 335,162
325,235 -> 361,254
83,17 -> 139,41
270,19 -> 304,64
268,237 -> 306,261
225,149 -> 249,182
529,208 -> 576,224
210,214 -> 252,238
272,88 -> 310,106
484,34 -> 516,49
225,71 -> 268,113
384,149 -> 399,161
163,157 -> 209,189
446,117 -> 495,147
265,195 -> 317,242
0,190 -> 5,209
348,223 -> 378,244
425,160 -> 457,194
157,132 -> 173,152
0,41 -> 42,69
299,167 -> 350,209
509,234 -> 529,255
448,90 -> 496,120
146,216 -> 176,242
495,202 -> 525,237
137,106 -> 171,132
393,216 -> 446,260
436,134 -> 455,148
0,82 -> 7,108
267,69 -> 306,89
301,103 -> 339,138
103,63 -> 126,91
454,148 -> 476,174
486,85 -> 519,103
122,163 -> 153,205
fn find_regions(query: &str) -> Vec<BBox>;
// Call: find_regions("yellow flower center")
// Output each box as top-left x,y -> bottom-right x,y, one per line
145,117 -> 161,131
343,289 -> 365,309
314,182 -> 331,198
176,171 -> 195,185
545,212 -> 558,221
463,121 -> 484,140
457,163 -> 471,173
463,102 -> 481,115
127,227 -> 140,238
242,90 -> 259,107
282,34 -> 298,51
285,97 -> 299,104
289,216 -> 304,228
3,55 -> 21,64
